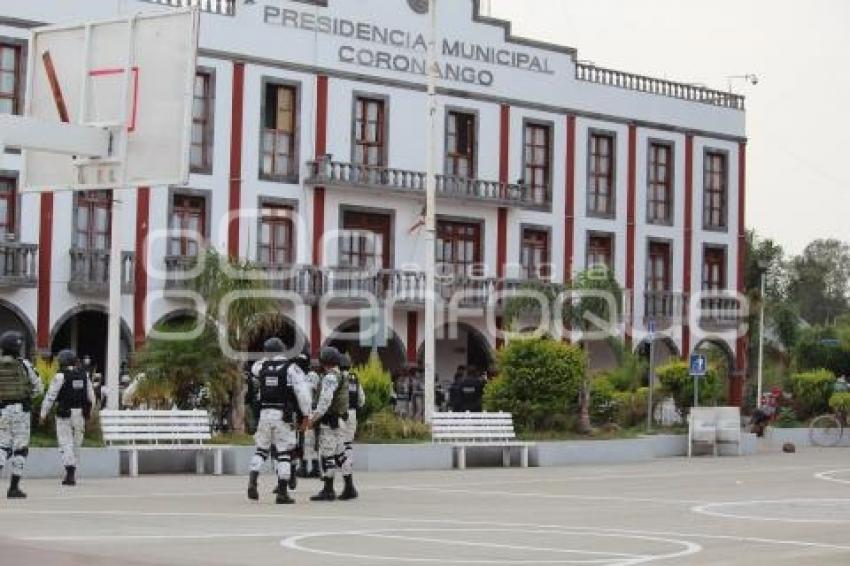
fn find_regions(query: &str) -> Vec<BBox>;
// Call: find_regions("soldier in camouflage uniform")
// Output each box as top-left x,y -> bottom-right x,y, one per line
0,331 -> 43,499
306,347 -> 349,502
339,353 -> 365,500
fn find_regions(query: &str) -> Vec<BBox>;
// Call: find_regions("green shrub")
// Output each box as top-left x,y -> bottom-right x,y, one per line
775,407 -> 800,428
828,392 -> 850,414
356,410 -> 430,443
590,376 -> 617,424
790,369 -> 836,418
656,361 -> 722,418
353,354 -> 392,423
613,387 -> 650,428
484,338 -> 585,432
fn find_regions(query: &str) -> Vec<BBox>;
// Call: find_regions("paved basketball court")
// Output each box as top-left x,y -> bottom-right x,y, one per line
1,448 -> 850,565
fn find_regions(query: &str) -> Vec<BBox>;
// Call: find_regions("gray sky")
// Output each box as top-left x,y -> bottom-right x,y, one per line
491,0 -> 850,256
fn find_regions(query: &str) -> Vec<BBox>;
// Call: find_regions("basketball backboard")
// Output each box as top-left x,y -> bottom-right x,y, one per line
20,9 -> 198,192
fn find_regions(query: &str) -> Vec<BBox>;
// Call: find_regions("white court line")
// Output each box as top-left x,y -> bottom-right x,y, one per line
6,509 -> 850,553
281,527 -> 700,565
20,532 -> 310,542
385,485 -> 708,505
814,469 -> 850,486
692,498 -> 850,524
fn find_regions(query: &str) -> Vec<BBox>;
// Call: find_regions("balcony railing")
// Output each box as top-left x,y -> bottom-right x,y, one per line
644,291 -> 685,322
136,0 -> 235,16
643,291 -> 743,330
0,242 -> 37,289
305,157 -> 551,210
575,62 -> 745,111
69,249 -> 135,296
699,296 -> 743,330
164,255 -> 199,292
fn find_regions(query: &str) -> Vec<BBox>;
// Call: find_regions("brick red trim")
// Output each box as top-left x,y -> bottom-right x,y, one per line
497,104 -> 509,279
311,75 -> 329,358
732,142 -> 748,406
133,187 -> 150,349
625,124 -> 637,346
497,208 -> 507,278
227,62 -> 245,259
36,193 -> 53,350
564,115 -> 576,284
682,134 -> 694,358
407,311 -> 418,364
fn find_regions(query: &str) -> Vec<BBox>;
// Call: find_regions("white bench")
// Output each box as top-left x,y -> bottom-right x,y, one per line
431,412 -> 534,470
100,410 -> 224,477
688,406 -> 742,457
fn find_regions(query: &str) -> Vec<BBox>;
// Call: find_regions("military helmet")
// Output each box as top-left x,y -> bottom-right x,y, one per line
339,353 -> 352,371
262,337 -> 285,353
56,349 -> 77,368
0,330 -> 24,356
319,346 -> 340,366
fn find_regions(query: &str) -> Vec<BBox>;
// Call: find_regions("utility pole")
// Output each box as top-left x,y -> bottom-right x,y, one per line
423,0 -> 438,422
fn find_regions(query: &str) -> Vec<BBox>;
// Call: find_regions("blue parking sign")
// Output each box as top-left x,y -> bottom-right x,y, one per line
690,354 -> 707,376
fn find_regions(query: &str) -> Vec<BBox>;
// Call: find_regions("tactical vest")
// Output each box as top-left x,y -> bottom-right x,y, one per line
258,359 -> 300,420
0,356 -> 29,403
325,369 -> 349,418
57,368 -> 88,418
347,374 -> 360,411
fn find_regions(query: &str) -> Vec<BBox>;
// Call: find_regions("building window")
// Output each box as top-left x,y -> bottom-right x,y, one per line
521,228 -> 550,280
169,195 -> 205,257
445,111 -> 476,178
437,220 -> 481,277
702,247 -> 726,291
0,177 -> 15,238
258,204 -> 294,266
647,242 -> 671,293
588,132 -> 615,216
704,151 -> 727,229
354,96 -> 385,167
260,83 -> 297,180
340,210 -> 392,270
647,142 -> 672,224
0,42 -> 22,115
190,71 -> 214,173
524,123 -> 551,205
74,191 -> 112,250
587,234 -> 613,273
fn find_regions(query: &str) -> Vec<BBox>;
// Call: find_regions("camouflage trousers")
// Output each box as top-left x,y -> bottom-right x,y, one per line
340,410 -> 357,476
318,423 -> 346,480
250,409 -> 297,481
0,404 -> 30,476
57,410 -> 86,468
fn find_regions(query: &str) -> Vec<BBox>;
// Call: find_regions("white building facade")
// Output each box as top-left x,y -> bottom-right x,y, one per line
0,0 -> 749,403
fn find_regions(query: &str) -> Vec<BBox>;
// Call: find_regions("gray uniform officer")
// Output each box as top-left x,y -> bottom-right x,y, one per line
40,349 -> 95,486
307,347 -> 349,502
0,331 -> 43,499
247,338 -> 312,504
339,354 -> 365,500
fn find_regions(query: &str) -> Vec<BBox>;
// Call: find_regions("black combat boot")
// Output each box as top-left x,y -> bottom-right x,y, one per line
62,466 -> 77,486
338,475 -> 358,501
296,461 -> 308,478
247,471 -> 259,501
276,480 -> 295,505
7,475 -> 26,499
310,478 -> 336,502
308,460 -> 321,478
288,463 -> 298,490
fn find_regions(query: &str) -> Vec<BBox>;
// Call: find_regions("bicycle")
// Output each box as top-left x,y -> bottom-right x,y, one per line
809,409 -> 848,447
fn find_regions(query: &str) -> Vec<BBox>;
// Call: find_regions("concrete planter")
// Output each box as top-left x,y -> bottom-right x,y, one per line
1,448 -> 120,479
765,426 -> 850,448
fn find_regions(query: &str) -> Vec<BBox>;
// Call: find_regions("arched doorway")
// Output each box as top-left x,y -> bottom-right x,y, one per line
0,299 -> 36,358
50,306 -> 132,380
244,313 -> 309,359
418,322 -> 495,387
326,318 -> 407,375
584,338 -> 621,375
635,336 -> 680,369
693,338 -> 735,402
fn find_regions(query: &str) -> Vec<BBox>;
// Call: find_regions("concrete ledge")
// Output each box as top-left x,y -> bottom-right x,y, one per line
764,426 -> 850,448
532,438 -> 655,467
356,444 -> 453,472
1,448 -> 120,479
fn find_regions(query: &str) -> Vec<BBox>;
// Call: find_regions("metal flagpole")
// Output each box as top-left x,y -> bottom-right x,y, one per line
423,0 -> 438,422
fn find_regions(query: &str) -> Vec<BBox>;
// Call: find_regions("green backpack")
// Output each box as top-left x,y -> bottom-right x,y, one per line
0,356 -> 29,402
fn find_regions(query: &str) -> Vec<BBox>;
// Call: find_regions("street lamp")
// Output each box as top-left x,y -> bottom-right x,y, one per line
756,259 -> 769,408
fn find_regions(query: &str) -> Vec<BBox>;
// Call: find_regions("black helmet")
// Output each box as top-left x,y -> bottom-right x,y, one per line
56,349 -> 77,368
0,331 -> 24,357
339,353 -> 352,371
319,346 -> 340,367
293,353 -> 310,373
263,337 -> 285,353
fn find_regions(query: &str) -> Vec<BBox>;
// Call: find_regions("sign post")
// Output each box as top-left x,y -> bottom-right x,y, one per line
646,319 -> 655,433
690,353 -> 707,408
